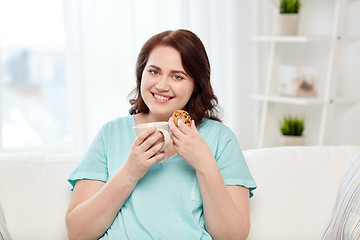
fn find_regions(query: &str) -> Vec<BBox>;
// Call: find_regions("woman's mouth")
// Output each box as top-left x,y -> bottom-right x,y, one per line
152,93 -> 173,102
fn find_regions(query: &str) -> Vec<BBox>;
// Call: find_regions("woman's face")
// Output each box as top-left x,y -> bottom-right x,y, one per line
141,45 -> 195,121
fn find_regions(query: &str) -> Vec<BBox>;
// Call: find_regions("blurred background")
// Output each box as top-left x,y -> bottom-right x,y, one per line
0,0 -> 359,153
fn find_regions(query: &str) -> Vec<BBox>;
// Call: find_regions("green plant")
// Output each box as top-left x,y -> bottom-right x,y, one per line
277,0 -> 302,14
279,115 -> 304,136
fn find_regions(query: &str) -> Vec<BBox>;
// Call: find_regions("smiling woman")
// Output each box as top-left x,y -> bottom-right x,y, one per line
65,29 -> 256,240
0,0 -> 72,151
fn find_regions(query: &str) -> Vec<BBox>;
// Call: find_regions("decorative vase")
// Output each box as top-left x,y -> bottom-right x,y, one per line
280,135 -> 305,146
276,14 -> 299,35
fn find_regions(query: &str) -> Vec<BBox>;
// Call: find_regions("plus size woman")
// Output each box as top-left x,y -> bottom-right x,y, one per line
66,29 -> 256,240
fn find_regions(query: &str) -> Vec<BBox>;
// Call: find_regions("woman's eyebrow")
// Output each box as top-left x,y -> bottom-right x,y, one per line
147,65 -> 161,71
171,70 -> 188,77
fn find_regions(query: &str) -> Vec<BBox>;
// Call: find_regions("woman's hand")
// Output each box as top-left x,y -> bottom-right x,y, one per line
168,117 -> 213,170
123,127 -> 167,182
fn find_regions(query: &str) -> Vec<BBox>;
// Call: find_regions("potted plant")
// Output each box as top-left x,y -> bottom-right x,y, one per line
278,114 -> 305,146
275,0 -> 302,35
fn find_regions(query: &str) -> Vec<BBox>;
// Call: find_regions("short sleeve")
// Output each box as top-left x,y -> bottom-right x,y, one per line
215,126 -> 257,198
68,124 -> 109,190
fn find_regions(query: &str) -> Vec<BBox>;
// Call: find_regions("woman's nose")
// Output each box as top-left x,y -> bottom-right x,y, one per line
155,76 -> 170,92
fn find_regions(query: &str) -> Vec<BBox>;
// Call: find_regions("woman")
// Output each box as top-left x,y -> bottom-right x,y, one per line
66,29 -> 256,240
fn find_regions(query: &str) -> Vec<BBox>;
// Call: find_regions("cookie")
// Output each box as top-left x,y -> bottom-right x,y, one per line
172,110 -> 191,127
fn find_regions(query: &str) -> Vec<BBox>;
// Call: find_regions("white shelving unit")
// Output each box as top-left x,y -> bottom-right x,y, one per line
252,0 -> 360,148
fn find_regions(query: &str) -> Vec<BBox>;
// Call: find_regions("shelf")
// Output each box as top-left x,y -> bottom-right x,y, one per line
332,98 -> 360,104
252,94 -> 360,105
251,94 -> 325,105
252,0 -> 359,148
251,35 -> 360,43
251,35 -> 333,43
342,35 -> 360,41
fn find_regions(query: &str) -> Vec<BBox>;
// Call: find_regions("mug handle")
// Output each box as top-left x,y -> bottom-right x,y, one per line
158,129 -> 170,152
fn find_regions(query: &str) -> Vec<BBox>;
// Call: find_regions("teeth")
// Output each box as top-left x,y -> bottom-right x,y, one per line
154,94 -> 169,101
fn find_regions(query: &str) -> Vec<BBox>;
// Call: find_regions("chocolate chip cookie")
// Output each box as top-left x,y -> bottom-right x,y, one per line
172,110 -> 192,127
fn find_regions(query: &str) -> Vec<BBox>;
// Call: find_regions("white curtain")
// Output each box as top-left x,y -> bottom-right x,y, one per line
63,0 -> 257,150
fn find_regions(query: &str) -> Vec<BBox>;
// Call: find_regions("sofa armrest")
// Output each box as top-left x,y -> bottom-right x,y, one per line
0,152 -> 83,240
244,146 -> 360,240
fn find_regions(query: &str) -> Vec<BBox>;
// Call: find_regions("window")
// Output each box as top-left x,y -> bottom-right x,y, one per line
0,0 -> 72,151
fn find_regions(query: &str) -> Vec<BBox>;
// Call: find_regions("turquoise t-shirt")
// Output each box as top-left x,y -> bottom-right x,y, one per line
68,115 -> 256,240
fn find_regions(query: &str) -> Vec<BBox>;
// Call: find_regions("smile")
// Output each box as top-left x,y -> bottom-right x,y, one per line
153,93 -> 172,101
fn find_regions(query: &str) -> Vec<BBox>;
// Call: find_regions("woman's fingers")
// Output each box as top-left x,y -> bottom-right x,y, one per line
144,137 -> 165,158
169,117 -> 185,138
135,129 -> 165,153
126,127 -> 168,181
177,119 -> 193,134
168,117 -> 178,133
169,117 -> 194,143
148,151 -> 167,165
134,126 -> 156,146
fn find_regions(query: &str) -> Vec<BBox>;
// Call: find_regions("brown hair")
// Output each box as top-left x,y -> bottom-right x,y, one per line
129,29 -> 221,126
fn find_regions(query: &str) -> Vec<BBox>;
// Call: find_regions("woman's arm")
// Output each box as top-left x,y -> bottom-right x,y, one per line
66,171 -> 137,240
66,127 -> 167,240
196,164 -> 250,240
169,119 -> 250,240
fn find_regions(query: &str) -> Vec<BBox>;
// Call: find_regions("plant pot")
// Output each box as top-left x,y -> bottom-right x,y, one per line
276,14 -> 299,35
280,135 -> 305,146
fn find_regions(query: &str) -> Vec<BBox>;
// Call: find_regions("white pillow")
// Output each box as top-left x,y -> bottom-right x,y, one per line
0,203 -> 12,240
323,151 -> 360,240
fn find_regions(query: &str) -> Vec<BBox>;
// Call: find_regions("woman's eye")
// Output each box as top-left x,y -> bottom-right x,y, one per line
173,75 -> 183,81
149,70 -> 159,75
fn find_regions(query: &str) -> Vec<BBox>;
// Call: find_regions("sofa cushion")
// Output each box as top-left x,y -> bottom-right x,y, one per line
0,152 -> 82,240
0,203 -> 12,240
244,146 -> 360,240
323,151 -> 360,239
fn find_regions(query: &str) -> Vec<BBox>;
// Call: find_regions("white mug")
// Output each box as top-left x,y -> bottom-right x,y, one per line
133,122 -> 170,163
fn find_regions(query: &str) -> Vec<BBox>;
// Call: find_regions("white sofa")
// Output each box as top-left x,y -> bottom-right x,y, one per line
0,146 -> 359,240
